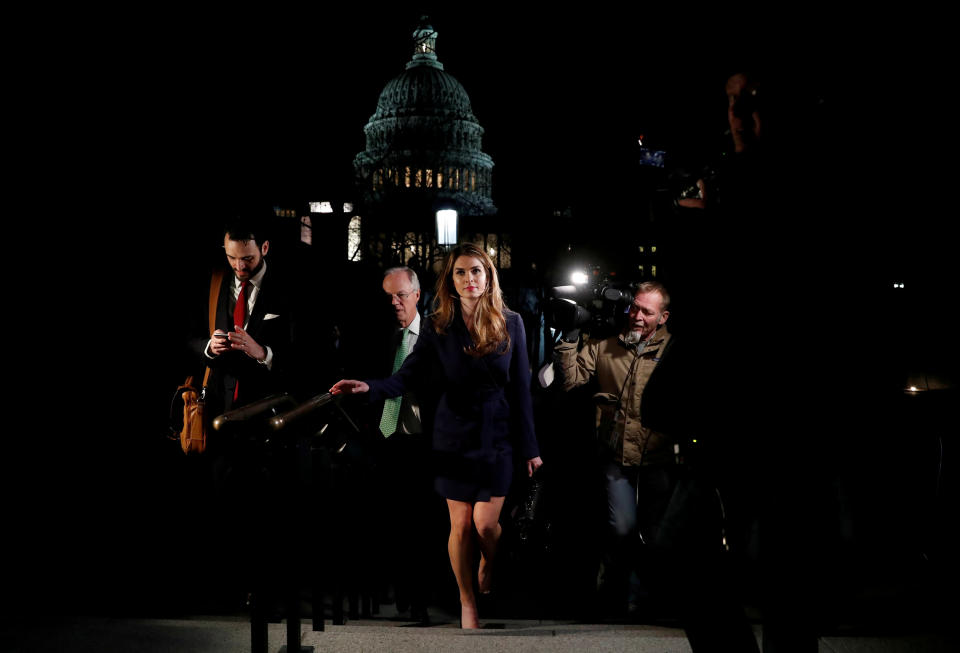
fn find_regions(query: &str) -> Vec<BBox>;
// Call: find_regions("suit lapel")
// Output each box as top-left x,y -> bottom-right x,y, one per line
244,267 -> 270,337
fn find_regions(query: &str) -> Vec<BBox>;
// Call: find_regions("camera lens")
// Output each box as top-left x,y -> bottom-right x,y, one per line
601,287 -> 631,303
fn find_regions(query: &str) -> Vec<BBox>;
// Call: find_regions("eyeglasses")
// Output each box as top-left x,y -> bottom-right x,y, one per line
386,291 -> 416,301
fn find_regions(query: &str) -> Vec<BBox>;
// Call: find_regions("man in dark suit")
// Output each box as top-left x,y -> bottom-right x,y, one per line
192,218 -> 290,416
378,267 -> 424,437
373,266 -> 436,622
189,215 -> 293,610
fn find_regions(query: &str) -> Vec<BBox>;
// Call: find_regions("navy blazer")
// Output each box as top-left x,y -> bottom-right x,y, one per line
368,309 -> 540,464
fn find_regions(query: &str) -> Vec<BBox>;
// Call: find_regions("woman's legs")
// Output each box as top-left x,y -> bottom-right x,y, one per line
445,496 -> 506,628
473,496 -> 505,594
446,499 -> 479,628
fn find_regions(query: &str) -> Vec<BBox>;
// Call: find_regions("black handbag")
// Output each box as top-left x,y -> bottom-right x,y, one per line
510,469 -> 552,555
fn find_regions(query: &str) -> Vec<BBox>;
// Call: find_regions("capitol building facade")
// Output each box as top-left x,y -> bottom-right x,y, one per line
350,19 -> 508,272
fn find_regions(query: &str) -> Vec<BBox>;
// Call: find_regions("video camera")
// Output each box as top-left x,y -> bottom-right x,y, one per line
640,144 -> 722,209
543,275 -> 638,341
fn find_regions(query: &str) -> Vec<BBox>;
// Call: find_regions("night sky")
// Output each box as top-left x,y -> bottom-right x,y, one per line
62,5 -> 950,284
157,10 -> 815,202
77,4 -> 952,381
83,8 -> 859,204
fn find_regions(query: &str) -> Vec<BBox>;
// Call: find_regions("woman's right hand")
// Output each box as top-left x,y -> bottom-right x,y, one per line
330,379 -> 370,395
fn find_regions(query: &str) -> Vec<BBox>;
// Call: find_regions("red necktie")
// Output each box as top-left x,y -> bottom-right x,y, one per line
234,280 -> 248,330
233,281 -> 248,401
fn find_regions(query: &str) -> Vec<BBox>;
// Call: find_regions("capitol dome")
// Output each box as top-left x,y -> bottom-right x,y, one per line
354,19 -> 496,217
374,62 -> 475,121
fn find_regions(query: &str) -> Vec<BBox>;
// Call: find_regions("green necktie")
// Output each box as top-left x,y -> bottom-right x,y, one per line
379,327 -> 409,437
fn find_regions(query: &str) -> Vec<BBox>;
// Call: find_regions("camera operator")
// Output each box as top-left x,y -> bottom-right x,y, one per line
554,282 -> 674,614
673,71 -> 763,214
554,281 -> 757,650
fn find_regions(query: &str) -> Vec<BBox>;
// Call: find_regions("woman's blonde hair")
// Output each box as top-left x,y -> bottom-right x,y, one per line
431,243 -> 510,357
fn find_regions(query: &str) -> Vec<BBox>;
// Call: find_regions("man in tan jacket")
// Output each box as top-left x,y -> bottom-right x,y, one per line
554,281 -> 674,616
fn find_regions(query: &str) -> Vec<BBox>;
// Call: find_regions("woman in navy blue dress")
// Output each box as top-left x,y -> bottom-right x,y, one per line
331,243 -> 543,628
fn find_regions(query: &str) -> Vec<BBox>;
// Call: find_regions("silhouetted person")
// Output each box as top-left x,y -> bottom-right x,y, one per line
668,68 -> 850,652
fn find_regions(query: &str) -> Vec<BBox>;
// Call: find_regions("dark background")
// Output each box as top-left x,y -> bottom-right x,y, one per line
9,4 -> 955,626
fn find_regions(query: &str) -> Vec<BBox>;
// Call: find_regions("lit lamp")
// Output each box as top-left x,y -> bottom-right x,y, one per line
436,209 -> 458,247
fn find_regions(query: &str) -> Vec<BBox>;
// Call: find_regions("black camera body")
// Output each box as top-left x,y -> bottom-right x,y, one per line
638,142 -> 724,209
544,280 -> 637,341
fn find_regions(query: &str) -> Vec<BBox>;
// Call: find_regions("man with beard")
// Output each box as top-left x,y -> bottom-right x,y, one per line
555,281 -> 675,618
555,281 -> 757,651
188,214 -> 292,614
192,217 -> 290,416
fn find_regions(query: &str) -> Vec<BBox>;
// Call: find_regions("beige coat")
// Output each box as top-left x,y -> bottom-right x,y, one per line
556,329 -> 673,466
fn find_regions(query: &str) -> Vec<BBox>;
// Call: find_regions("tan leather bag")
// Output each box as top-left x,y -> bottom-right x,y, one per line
175,371 -> 212,454
170,268 -> 224,454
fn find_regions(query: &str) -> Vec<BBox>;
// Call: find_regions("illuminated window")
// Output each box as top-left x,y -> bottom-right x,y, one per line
463,233 -> 511,269
405,166 -> 411,188
651,245 -> 657,253
651,265 -> 657,277
638,265 -> 644,275
498,235 -> 512,269
404,232 -> 418,262
426,169 -> 433,188
414,30 -> 436,56
416,169 -> 423,187
347,216 -> 362,261
471,170 -> 476,191
343,202 -> 353,213
437,170 -> 444,187
300,216 -> 312,246
638,246 -> 645,253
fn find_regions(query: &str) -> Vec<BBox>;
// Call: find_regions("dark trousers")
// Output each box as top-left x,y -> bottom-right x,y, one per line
602,461 -> 759,652
373,430 -> 436,614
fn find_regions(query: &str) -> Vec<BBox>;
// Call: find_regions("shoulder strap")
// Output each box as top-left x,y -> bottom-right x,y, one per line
208,267 -> 225,335
203,268 -> 226,388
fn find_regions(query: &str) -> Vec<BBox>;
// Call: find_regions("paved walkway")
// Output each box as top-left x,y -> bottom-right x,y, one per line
4,607 -> 953,653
